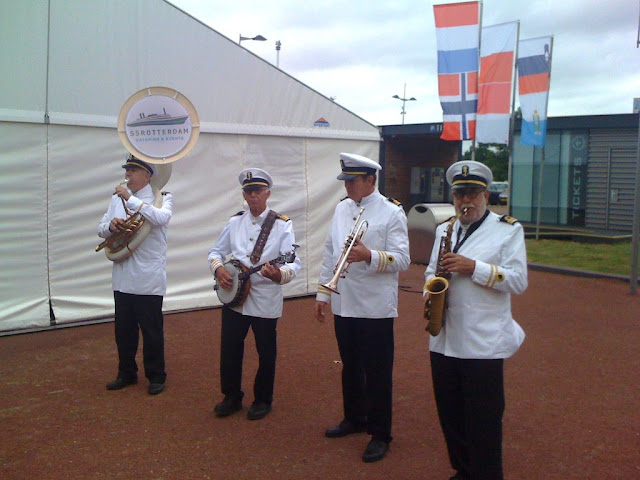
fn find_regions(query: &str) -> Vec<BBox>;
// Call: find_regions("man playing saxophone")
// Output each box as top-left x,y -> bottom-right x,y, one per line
315,153 -> 410,463
97,154 -> 173,395
423,160 -> 528,480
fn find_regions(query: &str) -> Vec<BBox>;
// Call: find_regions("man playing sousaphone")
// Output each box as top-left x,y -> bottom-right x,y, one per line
208,168 -> 301,420
97,153 -> 173,395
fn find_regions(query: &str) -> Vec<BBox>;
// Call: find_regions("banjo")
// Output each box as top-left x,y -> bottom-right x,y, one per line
214,247 -> 298,307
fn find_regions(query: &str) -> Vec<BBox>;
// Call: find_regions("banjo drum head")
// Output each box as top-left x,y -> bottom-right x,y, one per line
216,261 -> 241,305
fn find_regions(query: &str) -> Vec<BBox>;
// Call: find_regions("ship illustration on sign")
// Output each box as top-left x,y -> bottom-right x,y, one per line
126,108 -> 188,127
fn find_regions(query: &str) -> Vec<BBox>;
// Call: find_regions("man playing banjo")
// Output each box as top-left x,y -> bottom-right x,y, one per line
208,168 -> 301,420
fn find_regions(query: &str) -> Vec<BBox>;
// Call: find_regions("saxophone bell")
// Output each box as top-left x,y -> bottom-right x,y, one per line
423,207 -> 466,336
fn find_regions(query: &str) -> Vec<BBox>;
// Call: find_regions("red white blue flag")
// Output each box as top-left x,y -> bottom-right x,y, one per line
433,1 -> 480,141
476,21 -> 518,145
517,36 -> 553,146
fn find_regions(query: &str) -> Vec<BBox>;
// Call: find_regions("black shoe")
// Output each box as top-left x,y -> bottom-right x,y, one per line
247,401 -> 272,420
214,396 -> 243,417
106,377 -> 138,390
325,420 -> 366,438
449,473 -> 469,480
362,438 -> 389,463
148,383 -> 165,395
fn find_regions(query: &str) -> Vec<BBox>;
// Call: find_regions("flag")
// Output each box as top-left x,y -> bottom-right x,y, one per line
517,36 -> 553,146
476,21 -> 518,145
433,1 -> 480,141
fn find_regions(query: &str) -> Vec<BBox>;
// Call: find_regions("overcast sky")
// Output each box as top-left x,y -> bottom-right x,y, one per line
170,0 -> 639,126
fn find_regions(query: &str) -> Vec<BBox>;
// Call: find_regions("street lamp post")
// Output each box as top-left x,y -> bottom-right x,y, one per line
392,83 -> 417,125
275,40 -> 281,68
239,34 -> 267,45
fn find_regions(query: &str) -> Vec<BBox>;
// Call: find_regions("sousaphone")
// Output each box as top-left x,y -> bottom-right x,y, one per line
97,86 -> 199,262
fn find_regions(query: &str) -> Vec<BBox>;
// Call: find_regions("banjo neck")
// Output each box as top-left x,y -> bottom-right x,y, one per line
239,250 -> 296,280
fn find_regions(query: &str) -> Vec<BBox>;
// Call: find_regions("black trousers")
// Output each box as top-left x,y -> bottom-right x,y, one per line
220,306 -> 278,404
430,352 -> 505,480
113,291 -> 166,384
334,315 -> 394,442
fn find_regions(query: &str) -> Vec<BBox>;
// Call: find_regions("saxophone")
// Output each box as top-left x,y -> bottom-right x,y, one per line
423,208 -> 466,336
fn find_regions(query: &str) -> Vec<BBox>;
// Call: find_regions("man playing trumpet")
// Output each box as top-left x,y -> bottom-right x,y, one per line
97,154 -> 173,395
424,160 -> 527,480
315,153 -> 410,463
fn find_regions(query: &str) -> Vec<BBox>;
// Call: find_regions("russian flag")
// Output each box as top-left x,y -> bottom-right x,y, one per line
476,22 -> 518,145
517,36 -> 553,146
434,1 -> 480,141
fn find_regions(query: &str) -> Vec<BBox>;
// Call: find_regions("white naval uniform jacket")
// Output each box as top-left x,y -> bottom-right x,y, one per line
316,190 -> 410,318
97,184 -> 173,296
424,210 -> 527,359
208,207 -> 302,319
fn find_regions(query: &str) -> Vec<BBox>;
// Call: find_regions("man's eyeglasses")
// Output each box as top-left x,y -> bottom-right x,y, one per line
243,187 -> 269,195
452,188 -> 485,200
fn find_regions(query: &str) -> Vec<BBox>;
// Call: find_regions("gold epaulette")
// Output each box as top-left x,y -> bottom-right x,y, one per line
500,215 -> 519,225
387,197 -> 402,207
276,213 -> 290,222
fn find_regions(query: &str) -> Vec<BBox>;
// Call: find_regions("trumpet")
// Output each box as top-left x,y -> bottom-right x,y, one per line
321,207 -> 368,294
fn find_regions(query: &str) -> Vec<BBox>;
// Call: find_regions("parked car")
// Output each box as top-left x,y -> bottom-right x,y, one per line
499,187 -> 509,205
488,181 -> 508,205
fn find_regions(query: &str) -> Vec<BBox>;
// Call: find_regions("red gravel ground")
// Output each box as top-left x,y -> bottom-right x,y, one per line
1,264 -> 638,479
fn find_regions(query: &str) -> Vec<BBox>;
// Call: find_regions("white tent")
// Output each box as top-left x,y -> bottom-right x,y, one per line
0,0 -> 381,333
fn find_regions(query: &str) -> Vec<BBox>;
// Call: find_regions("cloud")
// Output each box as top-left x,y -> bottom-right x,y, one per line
171,0 -> 640,125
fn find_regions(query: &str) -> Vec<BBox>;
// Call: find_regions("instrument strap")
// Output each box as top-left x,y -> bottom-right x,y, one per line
249,210 -> 278,265
453,209 -> 490,253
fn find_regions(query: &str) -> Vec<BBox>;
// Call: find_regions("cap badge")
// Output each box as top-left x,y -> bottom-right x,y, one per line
246,172 -> 253,180
340,159 -> 345,169
462,165 -> 469,177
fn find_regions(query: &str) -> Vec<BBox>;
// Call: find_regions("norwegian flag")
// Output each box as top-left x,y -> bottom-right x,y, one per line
439,71 -> 478,140
433,1 -> 480,141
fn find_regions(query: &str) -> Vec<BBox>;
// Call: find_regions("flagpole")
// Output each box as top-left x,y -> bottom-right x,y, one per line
534,35 -> 553,241
472,0 -> 483,161
637,0 -> 640,48
507,21 -> 521,214
535,147 -> 544,240
630,110 -> 640,294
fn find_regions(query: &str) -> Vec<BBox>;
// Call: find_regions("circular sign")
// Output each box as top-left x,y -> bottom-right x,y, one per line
117,86 -> 200,164
571,136 -> 586,151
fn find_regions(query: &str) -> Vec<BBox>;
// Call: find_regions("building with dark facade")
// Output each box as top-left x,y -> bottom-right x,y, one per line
511,114 -> 638,234
379,113 -> 638,235
379,122 -> 461,208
